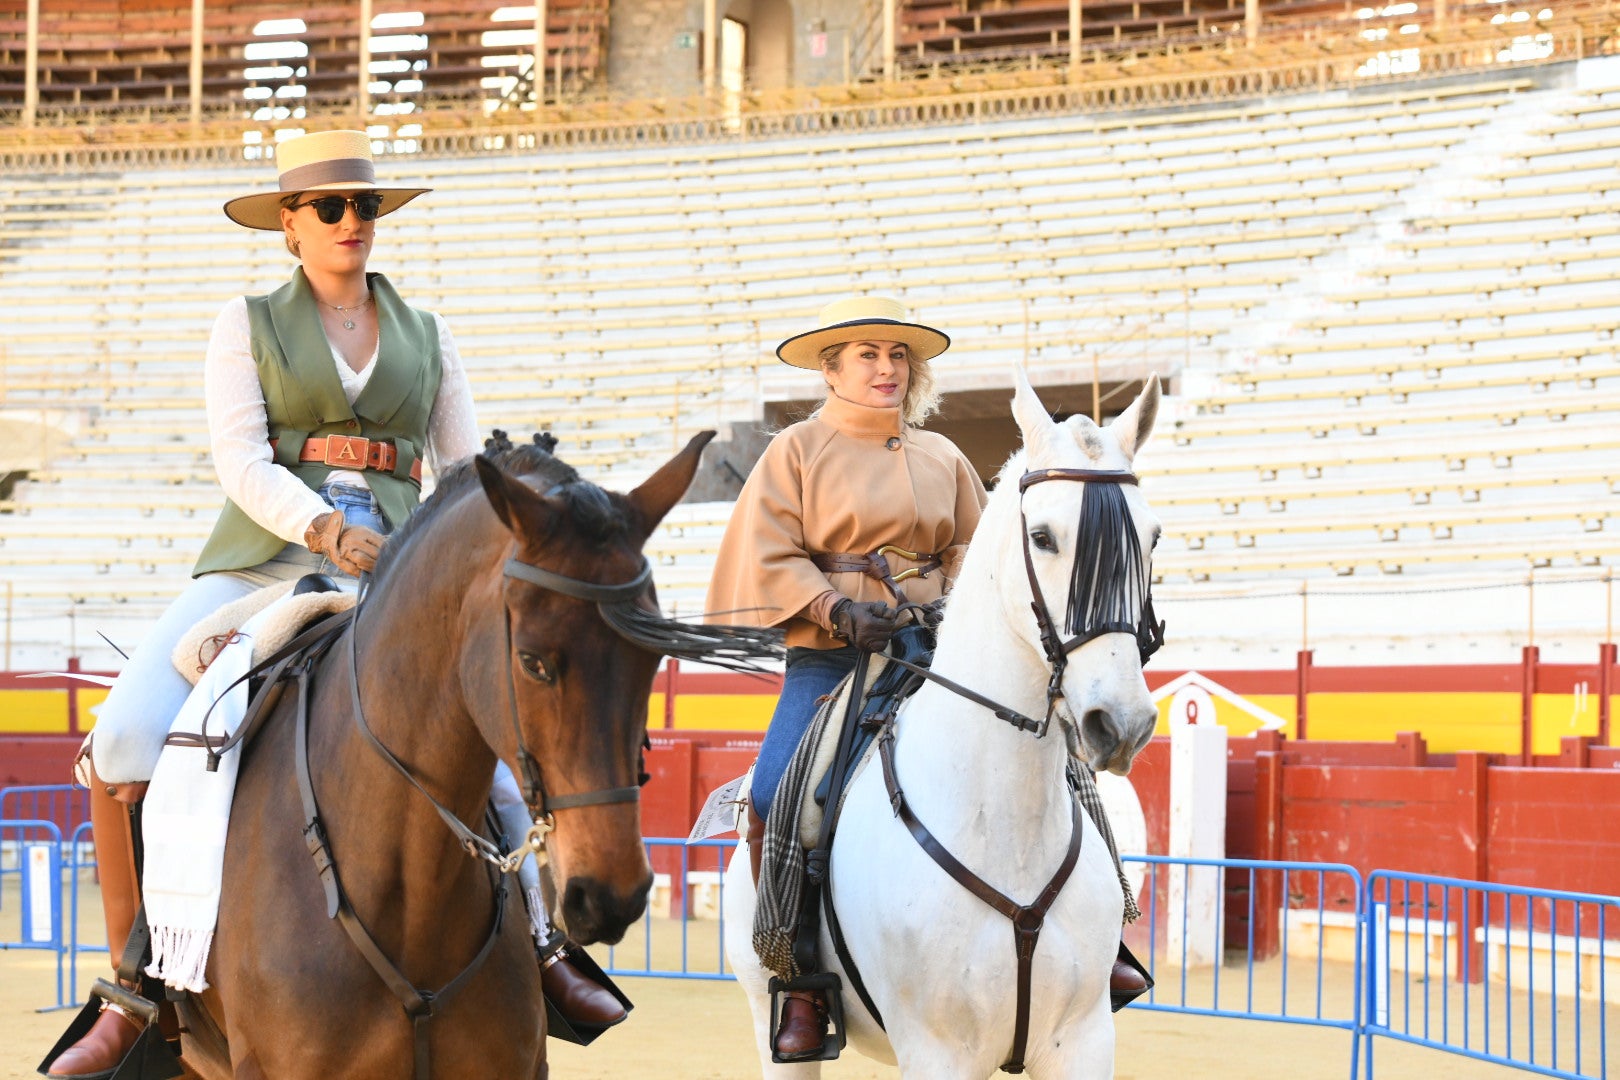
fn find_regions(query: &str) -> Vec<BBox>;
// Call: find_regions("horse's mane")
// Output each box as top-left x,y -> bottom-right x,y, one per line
371,429 -> 784,670
375,430 -> 626,576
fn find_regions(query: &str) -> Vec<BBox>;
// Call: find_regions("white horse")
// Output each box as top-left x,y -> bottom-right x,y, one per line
723,368 -> 1164,1079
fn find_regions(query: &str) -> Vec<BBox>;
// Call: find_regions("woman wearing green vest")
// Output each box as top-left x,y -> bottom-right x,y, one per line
45,131 -> 621,1080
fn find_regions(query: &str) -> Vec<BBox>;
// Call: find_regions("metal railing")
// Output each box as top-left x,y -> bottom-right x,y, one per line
1364,871 -> 1616,1079
3,787 -> 1614,1080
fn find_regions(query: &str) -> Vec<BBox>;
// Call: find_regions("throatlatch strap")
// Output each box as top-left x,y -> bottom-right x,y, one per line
879,735 -> 1083,1074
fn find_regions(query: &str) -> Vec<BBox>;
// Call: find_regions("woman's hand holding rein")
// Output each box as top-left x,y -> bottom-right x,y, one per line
831,599 -> 901,652
305,509 -> 385,576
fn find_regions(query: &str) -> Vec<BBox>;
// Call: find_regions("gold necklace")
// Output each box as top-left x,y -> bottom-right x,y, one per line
318,294 -> 373,331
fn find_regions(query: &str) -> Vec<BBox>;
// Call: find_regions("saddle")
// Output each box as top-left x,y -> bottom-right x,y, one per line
171,574 -> 355,685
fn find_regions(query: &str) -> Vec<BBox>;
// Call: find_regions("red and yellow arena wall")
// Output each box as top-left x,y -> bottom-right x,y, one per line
3,647 -> 1615,788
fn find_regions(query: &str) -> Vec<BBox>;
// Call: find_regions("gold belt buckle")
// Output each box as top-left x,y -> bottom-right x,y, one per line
876,544 -> 928,583
322,435 -> 369,468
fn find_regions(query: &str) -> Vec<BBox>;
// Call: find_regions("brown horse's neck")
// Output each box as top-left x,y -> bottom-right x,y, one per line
304,494 -> 511,971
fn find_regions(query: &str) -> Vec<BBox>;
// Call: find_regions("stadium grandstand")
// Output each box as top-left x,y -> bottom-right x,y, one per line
2,0 -> 1619,675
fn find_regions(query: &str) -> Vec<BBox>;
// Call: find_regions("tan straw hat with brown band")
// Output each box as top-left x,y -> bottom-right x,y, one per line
776,295 -> 951,370
222,129 -> 431,231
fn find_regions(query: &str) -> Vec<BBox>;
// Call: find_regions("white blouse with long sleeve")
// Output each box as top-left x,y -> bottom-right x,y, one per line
203,296 -> 481,545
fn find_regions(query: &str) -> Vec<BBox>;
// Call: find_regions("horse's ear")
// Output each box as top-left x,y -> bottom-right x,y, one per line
476,454 -> 553,543
1108,373 -> 1161,463
627,430 -> 717,532
1011,365 -> 1061,460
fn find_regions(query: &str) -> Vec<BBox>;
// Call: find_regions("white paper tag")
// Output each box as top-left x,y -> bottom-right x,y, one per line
687,773 -> 748,842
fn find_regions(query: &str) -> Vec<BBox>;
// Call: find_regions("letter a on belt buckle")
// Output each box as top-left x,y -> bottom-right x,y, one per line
323,435 -> 368,467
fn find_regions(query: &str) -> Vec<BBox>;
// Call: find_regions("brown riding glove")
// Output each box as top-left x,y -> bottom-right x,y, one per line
830,599 -> 901,653
303,509 -> 384,577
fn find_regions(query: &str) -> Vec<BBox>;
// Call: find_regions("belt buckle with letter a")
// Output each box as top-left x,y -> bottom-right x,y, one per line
324,435 -> 368,467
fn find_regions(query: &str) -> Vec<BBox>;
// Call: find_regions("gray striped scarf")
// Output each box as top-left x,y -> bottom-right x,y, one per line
1072,761 -> 1141,923
751,686 -> 841,980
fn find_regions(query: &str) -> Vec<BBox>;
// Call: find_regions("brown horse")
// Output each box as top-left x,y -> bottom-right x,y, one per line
173,431 -> 764,1080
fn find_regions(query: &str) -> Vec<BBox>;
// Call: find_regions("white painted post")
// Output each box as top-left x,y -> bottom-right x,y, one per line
1168,717 -> 1226,967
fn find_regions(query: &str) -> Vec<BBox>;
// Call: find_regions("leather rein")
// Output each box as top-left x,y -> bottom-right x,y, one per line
293,550 -> 657,1080
850,467 -> 1159,1073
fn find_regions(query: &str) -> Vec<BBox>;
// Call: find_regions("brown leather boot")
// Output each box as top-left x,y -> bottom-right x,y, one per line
774,990 -> 829,1061
541,949 -> 627,1027
43,764 -> 147,1079
1110,957 -> 1149,997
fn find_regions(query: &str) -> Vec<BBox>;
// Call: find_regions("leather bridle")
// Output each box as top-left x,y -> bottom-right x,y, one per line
499,553 -> 654,825
1017,467 -> 1165,738
344,551 -> 656,873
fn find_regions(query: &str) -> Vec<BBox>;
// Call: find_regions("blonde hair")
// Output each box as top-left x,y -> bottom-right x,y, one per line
818,341 -> 941,426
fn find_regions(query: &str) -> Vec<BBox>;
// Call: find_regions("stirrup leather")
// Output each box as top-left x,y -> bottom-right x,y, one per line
765,971 -> 846,1064
37,979 -> 183,1080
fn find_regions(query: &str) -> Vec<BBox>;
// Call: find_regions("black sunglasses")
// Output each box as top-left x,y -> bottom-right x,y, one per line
288,193 -> 385,224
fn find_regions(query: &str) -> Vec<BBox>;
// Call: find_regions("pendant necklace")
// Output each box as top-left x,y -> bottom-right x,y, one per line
320,294 -> 373,331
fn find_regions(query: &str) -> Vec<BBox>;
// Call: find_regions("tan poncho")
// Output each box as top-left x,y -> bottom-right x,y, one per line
707,392 -> 988,651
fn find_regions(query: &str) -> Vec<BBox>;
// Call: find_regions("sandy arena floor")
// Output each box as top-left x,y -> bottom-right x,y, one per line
0,877 -> 1571,1079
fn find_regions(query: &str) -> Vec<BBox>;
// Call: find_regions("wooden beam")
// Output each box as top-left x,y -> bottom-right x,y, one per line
1245,0 -> 1260,46
23,0 -> 38,128
533,0 -> 548,105
883,0 -> 896,81
1069,0 -> 1082,84
358,0 -> 373,122
703,0 -> 717,93
189,0 -> 204,129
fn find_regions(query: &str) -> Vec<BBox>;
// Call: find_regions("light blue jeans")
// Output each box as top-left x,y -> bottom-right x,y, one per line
749,646 -> 860,823
91,483 -> 385,784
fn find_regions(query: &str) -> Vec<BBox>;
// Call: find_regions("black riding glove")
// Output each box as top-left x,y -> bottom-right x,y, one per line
830,599 -> 900,653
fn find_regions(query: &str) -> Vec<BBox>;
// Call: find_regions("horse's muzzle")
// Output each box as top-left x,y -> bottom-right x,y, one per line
560,873 -> 653,945
1080,704 -> 1156,775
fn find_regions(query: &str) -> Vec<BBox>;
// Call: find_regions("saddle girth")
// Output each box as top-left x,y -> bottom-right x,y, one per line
877,731 -> 1083,1075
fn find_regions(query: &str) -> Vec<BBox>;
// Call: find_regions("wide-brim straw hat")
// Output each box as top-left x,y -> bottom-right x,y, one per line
776,295 -> 951,370
223,129 -> 431,231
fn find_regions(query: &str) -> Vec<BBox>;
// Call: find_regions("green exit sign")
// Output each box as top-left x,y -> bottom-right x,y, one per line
675,31 -> 697,48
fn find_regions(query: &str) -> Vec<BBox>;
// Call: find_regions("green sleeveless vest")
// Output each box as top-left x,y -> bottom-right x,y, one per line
192,268 -> 443,577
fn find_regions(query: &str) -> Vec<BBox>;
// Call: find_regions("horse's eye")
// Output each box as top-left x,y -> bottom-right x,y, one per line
1030,529 -> 1058,553
517,651 -> 555,683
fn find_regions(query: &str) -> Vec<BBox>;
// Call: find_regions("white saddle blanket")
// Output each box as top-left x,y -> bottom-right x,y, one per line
145,588 -> 349,991
171,578 -> 354,685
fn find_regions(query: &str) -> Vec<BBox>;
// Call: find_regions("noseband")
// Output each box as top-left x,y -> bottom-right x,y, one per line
1017,468 -> 1166,737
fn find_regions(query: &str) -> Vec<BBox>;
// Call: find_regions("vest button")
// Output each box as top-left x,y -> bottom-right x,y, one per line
885,436 -> 901,451
346,420 -> 359,430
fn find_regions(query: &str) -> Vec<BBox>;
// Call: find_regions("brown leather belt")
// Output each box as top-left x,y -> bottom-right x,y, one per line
810,547 -> 941,583
811,547 -> 942,605
270,435 -> 422,484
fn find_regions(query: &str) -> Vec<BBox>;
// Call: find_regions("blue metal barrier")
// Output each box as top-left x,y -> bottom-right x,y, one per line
4,808 -> 1616,1079
1363,871 -> 1616,1080
0,784 -> 89,910
66,820 -> 107,1001
1125,855 -> 1365,1080
601,838 -> 737,980
0,817 -> 69,1009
